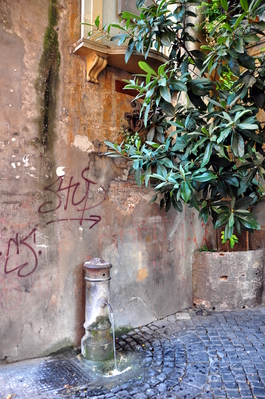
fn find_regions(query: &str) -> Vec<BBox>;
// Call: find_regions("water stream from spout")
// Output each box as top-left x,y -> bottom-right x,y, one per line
109,311 -> 117,371
103,300 -> 117,371
105,306 -> 132,377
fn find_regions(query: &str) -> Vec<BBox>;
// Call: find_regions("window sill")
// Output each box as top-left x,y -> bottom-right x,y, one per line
73,38 -> 168,83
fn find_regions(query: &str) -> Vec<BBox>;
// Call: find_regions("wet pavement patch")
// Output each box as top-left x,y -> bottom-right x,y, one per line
0,349 -> 145,398
0,357 -> 91,398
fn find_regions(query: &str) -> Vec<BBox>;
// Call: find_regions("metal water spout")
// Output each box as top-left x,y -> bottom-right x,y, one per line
81,258 -> 114,361
100,298 -> 113,314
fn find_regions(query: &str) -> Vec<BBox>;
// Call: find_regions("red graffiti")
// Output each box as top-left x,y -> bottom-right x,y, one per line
38,167 -> 104,228
1,167 -> 104,278
4,228 -> 39,277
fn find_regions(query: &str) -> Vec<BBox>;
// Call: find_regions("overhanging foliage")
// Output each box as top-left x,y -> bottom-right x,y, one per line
102,0 -> 265,241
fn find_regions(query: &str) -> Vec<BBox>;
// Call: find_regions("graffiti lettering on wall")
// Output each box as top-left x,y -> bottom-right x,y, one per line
3,228 -> 39,278
2,167 -> 104,278
38,166 -> 103,228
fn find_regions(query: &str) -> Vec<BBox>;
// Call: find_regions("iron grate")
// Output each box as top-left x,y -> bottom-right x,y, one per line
0,357 -> 91,399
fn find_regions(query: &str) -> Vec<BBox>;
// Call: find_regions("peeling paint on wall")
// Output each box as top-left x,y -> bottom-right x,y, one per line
22,155 -> 30,167
108,179 -> 152,215
72,135 -> 95,153
56,166 -> 65,177
137,268 -> 149,281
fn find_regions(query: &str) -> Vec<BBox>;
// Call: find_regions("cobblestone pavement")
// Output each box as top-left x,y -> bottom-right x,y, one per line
2,307 -> 265,399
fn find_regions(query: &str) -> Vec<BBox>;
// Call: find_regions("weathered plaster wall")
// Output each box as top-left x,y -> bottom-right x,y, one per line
0,0 -> 211,362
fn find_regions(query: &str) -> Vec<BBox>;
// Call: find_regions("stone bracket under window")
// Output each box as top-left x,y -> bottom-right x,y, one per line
73,38 -> 167,84
85,51 -> 108,83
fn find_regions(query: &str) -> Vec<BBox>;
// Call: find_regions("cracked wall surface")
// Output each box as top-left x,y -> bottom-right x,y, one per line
0,0 -> 213,362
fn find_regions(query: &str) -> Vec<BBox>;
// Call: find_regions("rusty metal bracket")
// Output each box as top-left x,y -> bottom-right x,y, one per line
124,100 -> 144,132
94,140 -> 111,156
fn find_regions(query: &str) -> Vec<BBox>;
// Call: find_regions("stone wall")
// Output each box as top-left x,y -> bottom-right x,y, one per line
0,0 -> 211,362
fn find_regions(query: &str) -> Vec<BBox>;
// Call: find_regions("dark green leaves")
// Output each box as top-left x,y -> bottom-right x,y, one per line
199,203 -> 209,224
201,142 -> 212,167
136,0 -> 145,8
238,53 -> 255,70
233,38 -> 244,53
243,34 -> 260,43
231,131 -> 244,157
125,41 -> 135,63
234,210 -> 260,230
220,0 -> 228,11
228,58 -> 240,77
193,171 -> 217,182
181,181 -> 192,202
160,86 -> 171,102
102,0 -> 265,240
240,0 -> 249,11
160,99 -> 175,116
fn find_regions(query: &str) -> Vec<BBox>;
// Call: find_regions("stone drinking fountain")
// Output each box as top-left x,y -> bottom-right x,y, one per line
81,258 -> 114,362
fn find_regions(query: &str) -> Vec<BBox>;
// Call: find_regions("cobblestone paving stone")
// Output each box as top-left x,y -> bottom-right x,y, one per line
2,307 -> 265,398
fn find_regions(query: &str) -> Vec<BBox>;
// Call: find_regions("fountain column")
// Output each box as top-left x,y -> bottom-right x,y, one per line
81,258 -> 113,361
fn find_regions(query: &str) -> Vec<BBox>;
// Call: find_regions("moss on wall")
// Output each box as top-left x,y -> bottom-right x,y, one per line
41,339 -> 73,357
36,0 -> 60,150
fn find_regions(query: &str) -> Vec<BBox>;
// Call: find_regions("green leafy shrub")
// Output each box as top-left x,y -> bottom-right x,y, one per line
101,0 -> 265,243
